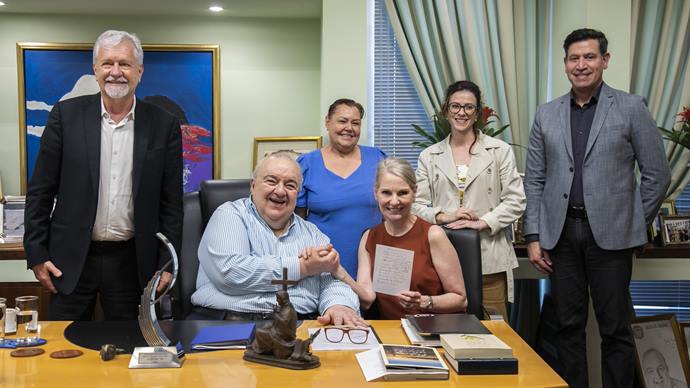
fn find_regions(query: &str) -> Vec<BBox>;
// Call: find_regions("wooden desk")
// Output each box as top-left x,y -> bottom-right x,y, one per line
1,320 -> 566,388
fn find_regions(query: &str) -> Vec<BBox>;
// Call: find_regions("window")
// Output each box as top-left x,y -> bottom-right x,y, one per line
631,281 -> 690,321
371,0 -> 431,168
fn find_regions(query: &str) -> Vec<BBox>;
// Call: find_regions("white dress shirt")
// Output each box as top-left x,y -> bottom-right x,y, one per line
91,98 -> 136,241
191,197 -> 360,315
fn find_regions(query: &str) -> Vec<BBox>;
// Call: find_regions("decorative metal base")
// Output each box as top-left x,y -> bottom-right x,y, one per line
128,346 -> 185,369
243,349 -> 320,370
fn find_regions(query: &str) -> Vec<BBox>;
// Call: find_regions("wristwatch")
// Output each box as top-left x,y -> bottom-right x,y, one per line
422,295 -> 433,310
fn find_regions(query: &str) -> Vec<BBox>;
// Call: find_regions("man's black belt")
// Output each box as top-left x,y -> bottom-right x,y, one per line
192,306 -> 317,321
566,206 -> 588,219
89,239 -> 135,252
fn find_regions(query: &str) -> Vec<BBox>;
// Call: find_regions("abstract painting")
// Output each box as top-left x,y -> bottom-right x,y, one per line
17,43 -> 220,193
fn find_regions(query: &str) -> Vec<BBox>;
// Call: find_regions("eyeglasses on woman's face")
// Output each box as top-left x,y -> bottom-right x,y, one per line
448,103 -> 477,115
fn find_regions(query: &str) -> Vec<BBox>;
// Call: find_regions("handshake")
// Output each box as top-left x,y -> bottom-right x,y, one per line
298,244 -> 341,278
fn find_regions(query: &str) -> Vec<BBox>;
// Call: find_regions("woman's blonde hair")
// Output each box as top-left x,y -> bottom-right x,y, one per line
375,157 -> 417,191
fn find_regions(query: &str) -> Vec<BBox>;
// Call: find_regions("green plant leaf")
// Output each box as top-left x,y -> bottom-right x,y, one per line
412,124 -> 438,144
659,126 -> 690,149
412,141 -> 433,148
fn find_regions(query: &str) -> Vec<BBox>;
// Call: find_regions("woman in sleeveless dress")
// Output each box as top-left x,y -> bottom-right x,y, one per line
331,157 -> 467,319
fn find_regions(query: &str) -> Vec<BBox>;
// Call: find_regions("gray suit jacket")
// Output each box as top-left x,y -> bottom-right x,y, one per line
524,83 -> 670,250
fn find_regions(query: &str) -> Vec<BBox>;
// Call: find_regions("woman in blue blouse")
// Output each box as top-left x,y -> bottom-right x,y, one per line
296,98 -> 386,277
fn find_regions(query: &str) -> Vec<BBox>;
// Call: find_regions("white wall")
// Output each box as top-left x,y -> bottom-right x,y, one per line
320,0 -> 370,143
0,12 -> 322,195
551,0 -> 631,97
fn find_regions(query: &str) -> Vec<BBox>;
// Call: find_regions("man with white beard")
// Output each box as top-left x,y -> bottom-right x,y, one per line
24,30 -> 183,320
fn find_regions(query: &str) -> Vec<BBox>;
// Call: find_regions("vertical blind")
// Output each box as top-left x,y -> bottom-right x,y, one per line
371,0 -> 431,168
370,0 -> 690,321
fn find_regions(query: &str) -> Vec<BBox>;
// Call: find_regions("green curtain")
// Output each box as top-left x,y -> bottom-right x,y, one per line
383,0 -> 551,169
630,0 -> 690,199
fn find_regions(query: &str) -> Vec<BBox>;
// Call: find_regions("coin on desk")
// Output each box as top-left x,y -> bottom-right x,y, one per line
50,349 -> 84,359
11,348 -> 45,357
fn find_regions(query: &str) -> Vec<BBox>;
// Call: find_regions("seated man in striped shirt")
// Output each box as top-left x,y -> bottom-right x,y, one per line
189,151 -> 366,326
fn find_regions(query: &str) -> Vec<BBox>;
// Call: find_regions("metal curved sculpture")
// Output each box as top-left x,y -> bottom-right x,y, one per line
138,233 -> 178,346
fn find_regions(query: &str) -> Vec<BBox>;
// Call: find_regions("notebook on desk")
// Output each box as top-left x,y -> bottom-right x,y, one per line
407,314 -> 490,336
190,322 -> 256,350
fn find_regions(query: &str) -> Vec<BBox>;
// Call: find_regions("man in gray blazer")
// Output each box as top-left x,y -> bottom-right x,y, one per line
524,28 -> 670,388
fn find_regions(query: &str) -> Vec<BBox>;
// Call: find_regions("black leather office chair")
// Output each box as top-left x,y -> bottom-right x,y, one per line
444,228 -> 483,320
175,179 -> 251,319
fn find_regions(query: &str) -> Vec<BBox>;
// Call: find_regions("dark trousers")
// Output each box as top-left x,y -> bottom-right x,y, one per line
49,240 -> 141,321
549,217 -> 636,388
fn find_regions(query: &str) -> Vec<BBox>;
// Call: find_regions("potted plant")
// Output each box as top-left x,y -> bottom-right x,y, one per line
658,106 -> 690,150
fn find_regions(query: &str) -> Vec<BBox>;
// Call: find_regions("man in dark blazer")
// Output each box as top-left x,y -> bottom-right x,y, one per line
524,28 -> 670,388
24,30 -> 183,320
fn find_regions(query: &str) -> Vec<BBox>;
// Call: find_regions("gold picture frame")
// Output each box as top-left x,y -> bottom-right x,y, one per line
650,200 -> 678,245
660,199 -> 678,216
631,314 -> 690,388
252,136 -> 322,171
17,42 -> 221,194
681,323 -> 690,360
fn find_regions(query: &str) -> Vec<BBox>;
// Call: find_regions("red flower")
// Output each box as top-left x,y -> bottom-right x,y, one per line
482,106 -> 497,120
677,106 -> 690,124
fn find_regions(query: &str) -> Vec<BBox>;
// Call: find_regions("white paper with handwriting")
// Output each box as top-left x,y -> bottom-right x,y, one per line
372,244 -> 413,296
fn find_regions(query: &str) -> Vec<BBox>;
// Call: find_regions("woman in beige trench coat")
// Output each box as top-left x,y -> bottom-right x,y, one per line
413,80 -> 525,319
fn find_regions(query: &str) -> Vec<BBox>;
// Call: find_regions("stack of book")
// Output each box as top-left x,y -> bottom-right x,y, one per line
440,333 -> 518,375
355,344 -> 449,381
400,313 -> 491,347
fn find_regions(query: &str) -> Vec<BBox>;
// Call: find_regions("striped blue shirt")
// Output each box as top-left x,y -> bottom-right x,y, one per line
191,197 -> 360,315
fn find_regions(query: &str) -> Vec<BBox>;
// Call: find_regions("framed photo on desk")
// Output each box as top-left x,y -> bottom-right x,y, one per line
0,201 -> 25,242
660,215 -> 690,246
650,201 -> 678,244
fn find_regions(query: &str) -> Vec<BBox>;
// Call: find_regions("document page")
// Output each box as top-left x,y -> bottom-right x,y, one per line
356,348 -> 387,382
372,244 -> 413,296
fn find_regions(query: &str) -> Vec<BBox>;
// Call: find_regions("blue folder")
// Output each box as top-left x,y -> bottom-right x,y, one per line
190,323 -> 256,350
